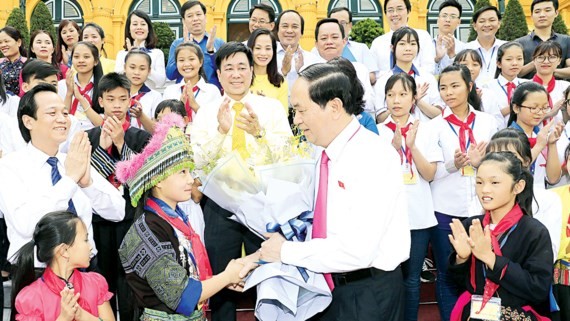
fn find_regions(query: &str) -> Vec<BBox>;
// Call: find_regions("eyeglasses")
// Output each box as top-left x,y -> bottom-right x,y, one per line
250,19 -> 270,25
439,14 -> 460,20
386,7 -> 406,14
518,105 -> 552,114
534,55 -> 560,63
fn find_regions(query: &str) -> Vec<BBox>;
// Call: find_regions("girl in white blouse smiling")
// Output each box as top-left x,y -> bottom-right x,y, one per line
377,73 -> 443,321
429,64 -> 498,320
163,42 -> 221,127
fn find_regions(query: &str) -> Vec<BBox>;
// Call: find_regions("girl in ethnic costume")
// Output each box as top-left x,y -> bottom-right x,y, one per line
116,114 -> 257,320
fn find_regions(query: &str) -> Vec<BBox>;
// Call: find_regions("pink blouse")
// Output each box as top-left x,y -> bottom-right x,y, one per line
15,271 -> 113,320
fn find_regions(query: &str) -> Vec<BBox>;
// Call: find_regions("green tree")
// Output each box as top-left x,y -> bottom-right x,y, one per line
5,7 -> 30,54
552,15 -> 568,35
30,2 -> 57,43
497,0 -> 529,41
350,19 -> 384,48
468,0 -> 492,42
153,22 -> 175,64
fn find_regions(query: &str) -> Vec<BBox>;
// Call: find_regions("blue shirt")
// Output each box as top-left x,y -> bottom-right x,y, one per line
357,112 -> 379,135
166,33 -> 225,90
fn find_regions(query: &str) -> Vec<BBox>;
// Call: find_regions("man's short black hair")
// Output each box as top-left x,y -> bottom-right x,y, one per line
275,10 -> 305,35
181,1 -> 206,18
298,63 -> 359,116
472,5 -> 502,23
98,72 -> 131,97
328,7 -> 352,22
21,60 -> 59,84
315,18 -> 345,41
531,0 -> 558,12
249,3 -> 276,22
383,0 -> 412,14
18,83 -> 58,143
439,0 -> 462,16
215,42 -> 254,70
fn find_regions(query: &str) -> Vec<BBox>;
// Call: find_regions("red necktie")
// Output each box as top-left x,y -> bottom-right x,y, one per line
312,150 -> 334,290
445,112 -> 477,153
181,85 -> 199,122
506,82 -> 516,103
528,137 -> 537,148
532,75 -> 555,109
130,91 -> 147,128
385,122 -> 414,177
70,82 -> 94,115
408,69 -> 414,76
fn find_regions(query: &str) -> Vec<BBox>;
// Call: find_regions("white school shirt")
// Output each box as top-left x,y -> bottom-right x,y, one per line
482,75 -> 528,129
163,77 -> 222,119
467,187 -> 562,262
377,115 -> 442,230
464,38 -> 507,86
178,199 -> 205,244
129,86 -> 163,129
0,112 -> 25,155
58,76 -> 96,131
0,94 -> 20,117
0,143 -> 125,265
347,40 -> 379,74
370,29 -> 436,75
433,36 -> 466,75
190,92 -> 292,168
276,42 -> 324,92
281,118 -> 410,272
429,107 -> 499,216
373,67 -> 443,122
554,121 -> 570,187
115,46 -> 167,90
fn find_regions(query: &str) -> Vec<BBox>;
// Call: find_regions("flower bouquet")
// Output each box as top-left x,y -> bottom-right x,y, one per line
198,137 -> 332,320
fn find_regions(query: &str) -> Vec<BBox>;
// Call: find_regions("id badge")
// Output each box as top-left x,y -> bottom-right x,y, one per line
470,295 -> 501,321
462,165 -> 475,177
402,163 -> 417,185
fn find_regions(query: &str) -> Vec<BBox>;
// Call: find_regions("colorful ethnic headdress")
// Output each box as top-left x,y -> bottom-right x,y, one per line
116,114 -> 193,206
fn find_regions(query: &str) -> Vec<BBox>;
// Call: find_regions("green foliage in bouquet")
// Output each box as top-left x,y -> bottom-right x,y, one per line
350,19 -> 384,48
153,22 -> 175,65
6,7 -> 30,54
497,0 -> 529,41
30,2 -> 57,43
552,15 -> 568,35
468,0 -> 492,42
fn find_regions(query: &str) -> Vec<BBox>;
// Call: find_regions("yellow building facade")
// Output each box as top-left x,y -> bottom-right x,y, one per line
0,0 -> 569,59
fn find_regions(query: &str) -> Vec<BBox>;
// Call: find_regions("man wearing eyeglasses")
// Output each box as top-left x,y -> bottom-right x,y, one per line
433,0 -> 466,75
328,7 -> 379,85
370,0 -> 436,75
248,3 -> 275,32
516,0 -> 570,80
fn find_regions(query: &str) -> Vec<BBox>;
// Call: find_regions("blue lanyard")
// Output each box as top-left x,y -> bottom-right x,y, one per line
482,223 -> 518,279
447,117 -> 477,150
497,79 -> 516,98
479,46 -> 497,73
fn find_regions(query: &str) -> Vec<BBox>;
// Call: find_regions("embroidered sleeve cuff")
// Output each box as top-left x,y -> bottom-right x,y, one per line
91,146 -> 115,178
175,278 -> 202,316
120,143 -> 134,161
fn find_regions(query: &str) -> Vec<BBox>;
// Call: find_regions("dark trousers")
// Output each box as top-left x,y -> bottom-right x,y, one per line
203,198 -> 263,321
93,219 -> 134,321
310,266 -> 405,321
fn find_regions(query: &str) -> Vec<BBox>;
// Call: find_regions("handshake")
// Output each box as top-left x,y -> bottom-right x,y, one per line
223,252 -> 261,292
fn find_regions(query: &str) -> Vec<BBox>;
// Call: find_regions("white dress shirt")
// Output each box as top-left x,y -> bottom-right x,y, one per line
373,67 -> 443,122
163,77 -> 222,118
190,92 -> 292,168
429,107 -> 499,216
464,38 -> 507,86
467,187 -> 562,262
482,75 -> 528,129
0,144 -> 125,265
0,112 -> 25,155
370,29 -> 436,75
276,43 -> 324,92
377,115 -> 442,230
554,122 -> 570,187
351,61 -> 376,114
129,88 -> 163,129
58,76 -> 96,131
433,37 -> 466,75
115,46 -> 167,89
0,94 -> 20,117
281,118 -> 410,272
347,40 -> 379,73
